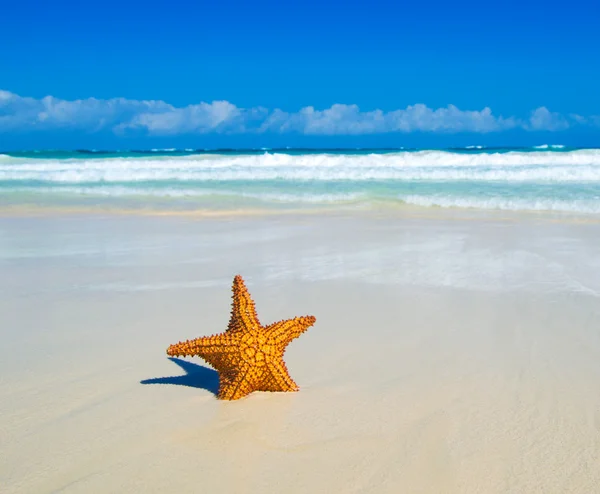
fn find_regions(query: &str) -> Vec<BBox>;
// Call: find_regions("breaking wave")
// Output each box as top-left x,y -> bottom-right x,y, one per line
1,149 -> 599,214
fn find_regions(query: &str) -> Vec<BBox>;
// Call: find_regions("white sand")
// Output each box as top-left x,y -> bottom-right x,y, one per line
1,210 -> 600,493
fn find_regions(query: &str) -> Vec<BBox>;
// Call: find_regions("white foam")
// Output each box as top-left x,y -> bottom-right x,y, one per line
534,144 -> 566,149
6,184 -> 598,214
2,150 -> 600,183
6,185 -> 364,204
399,194 -> 600,214
2,151 -> 600,215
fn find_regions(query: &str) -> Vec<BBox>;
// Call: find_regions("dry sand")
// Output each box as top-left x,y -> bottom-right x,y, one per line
1,210 -> 600,493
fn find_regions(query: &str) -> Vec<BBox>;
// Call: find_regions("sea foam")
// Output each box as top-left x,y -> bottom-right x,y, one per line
1,150 -> 599,214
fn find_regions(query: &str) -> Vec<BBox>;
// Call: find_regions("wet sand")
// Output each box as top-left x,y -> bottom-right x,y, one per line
1,210 -> 599,493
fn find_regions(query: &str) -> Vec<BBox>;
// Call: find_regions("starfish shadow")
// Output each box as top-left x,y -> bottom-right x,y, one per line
140,357 -> 219,396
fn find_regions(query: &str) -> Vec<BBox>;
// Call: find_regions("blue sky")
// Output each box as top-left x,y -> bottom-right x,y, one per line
1,0 -> 599,149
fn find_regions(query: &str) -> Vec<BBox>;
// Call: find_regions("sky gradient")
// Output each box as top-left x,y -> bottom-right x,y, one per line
1,0 -> 599,149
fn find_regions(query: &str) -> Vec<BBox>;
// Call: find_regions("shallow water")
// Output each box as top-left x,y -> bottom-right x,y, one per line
2,148 -> 600,215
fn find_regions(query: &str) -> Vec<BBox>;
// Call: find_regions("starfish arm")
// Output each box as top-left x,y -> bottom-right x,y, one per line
226,275 -> 261,334
217,363 -> 257,400
259,358 -> 299,393
166,334 -> 239,371
266,315 -> 316,349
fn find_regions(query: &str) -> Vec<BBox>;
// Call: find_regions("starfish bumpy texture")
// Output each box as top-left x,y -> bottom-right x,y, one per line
167,275 -> 316,400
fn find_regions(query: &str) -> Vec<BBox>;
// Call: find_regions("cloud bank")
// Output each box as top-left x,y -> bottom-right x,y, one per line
0,90 -> 597,136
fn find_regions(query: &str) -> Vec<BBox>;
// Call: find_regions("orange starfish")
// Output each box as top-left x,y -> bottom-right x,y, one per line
167,275 -> 316,400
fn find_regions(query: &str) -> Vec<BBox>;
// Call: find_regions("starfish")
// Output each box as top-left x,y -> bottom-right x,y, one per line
166,275 -> 316,400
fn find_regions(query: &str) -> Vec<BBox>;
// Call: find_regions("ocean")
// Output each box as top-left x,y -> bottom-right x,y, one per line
1,146 -> 600,215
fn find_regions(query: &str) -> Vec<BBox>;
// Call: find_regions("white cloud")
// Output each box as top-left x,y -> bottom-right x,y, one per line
528,107 -> 570,131
0,89 -> 597,136
0,90 -> 172,132
260,104 -> 519,134
115,101 -> 243,135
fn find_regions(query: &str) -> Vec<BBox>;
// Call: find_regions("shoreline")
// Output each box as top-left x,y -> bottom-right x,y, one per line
2,202 -> 600,225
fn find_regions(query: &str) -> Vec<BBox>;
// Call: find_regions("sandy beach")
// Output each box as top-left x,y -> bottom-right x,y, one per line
1,209 -> 600,493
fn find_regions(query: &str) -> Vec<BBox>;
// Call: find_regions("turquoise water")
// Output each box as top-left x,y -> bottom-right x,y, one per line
1,146 -> 600,214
